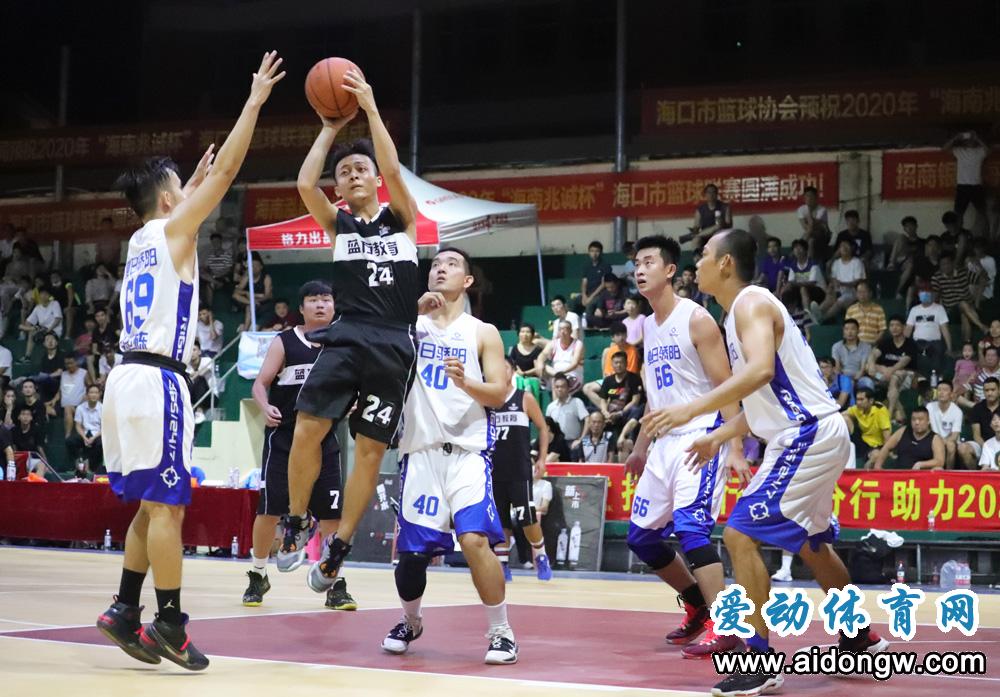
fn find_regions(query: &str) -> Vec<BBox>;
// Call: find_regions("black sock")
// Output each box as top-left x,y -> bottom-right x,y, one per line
155,588 -> 182,625
117,568 -> 146,607
680,583 -> 706,609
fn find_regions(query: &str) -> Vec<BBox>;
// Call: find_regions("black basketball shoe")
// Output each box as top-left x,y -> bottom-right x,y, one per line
242,570 -> 271,607
96,598 -> 161,665
139,613 -> 210,671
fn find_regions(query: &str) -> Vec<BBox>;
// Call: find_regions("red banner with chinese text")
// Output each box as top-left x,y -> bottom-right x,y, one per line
243,186 -> 338,229
641,79 -> 1000,135
436,161 -> 838,223
547,464 -> 1000,532
0,196 -> 136,241
882,149 -> 1000,200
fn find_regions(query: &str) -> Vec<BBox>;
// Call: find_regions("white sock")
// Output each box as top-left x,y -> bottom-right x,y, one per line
780,552 -> 793,573
252,556 -> 268,576
495,545 -> 509,564
484,601 -> 511,635
530,540 -> 545,558
401,597 -> 423,625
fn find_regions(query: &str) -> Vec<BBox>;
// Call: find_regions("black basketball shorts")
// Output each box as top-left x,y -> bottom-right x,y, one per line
258,427 -> 342,519
493,478 -> 537,529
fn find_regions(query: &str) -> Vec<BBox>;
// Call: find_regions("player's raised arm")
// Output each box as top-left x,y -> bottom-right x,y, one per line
343,69 -> 418,241
252,335 -> 286,428
446,323 -> 509,408
297,110 -> 358,239
167,52 -> 285,242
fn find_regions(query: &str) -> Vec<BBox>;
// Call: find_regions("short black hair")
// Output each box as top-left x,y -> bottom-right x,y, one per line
984,377 -> 1000,389
942,211 -> 959,224
766,236 -> 781,247
553,373 -> 569,385
856,279 -> 871,291
436,247 -> 473,274
986,346 -> 1000,358
603,272 -> 619,283
519,322 -> 536,334
683,264 -> 697,274
299,280 -> 333,304
330,138 -> 378,174
911,406 -> 929,417
856,386 -> 875,399
940,252 -> 955,262
818,356 -> 834,366
925,234 -> 942,245
844,209 -> 860,220
703,183 -> 719,194
114,157 -> 181,219
791,238 -> 808,250
843,318 -> 859,328
901,215 -> 918,226
803,185 -> 818,195
635,234 -> 681,266
588,240 -> 603,252
888,314 -> 906,324
551,295 -> 567,305
609,322 -> 627,336
95,307 -> 107,315
18,405 -> 33,417
199,303 -> 210,312
210,232 -> 222,240
714,229 -> 757,282
938,379 -> 953,390
274,297 -> 290,306
611,351 -> 628,362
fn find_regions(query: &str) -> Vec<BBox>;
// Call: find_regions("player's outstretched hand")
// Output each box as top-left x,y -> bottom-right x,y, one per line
726,448 -> 753,488
263,404 -> 282,428
319,110 -> 358,131
444,356 -> 466,389
624,451 -> 646,479
247,51 -> 286,108
639,405 -> 691,439
417,291 -> 446,315
684,433 -> 721,473
182,144 -> 215,197
342,69 -> 376,113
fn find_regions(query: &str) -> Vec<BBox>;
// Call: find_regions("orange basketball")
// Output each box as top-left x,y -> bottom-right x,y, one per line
305,57 -> 362,118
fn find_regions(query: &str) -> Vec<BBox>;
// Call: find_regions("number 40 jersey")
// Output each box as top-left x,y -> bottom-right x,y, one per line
398,312 -> 494,456
118,218 -> 199,363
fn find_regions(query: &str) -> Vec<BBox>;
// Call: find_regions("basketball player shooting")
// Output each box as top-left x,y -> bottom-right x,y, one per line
283,68 -> 423,593
96,51 -> 285,671
640,229 -> 889,697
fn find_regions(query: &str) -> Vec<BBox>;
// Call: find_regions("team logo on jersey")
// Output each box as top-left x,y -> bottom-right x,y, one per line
692,508 -> 708,524
749,502 -> 770,521
507,402 -> 519,411
161,466 -> 180,488
669,326 -> 679,337
378,224 -> 392,237
451,332 -> 463,341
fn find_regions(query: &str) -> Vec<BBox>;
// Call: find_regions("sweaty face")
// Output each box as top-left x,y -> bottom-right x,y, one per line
301,294 -> 334,323
334,154 -> 379,206
428,252 -> 472,293
635,248 -> 674,298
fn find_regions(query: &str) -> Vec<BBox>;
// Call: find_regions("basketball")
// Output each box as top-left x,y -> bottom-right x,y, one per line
305,57 -> 362,118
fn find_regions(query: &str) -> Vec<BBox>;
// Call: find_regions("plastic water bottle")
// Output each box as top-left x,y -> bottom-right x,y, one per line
231,536 -> 240,558
930,370 -> 939,388
568,521 -> 582,569
896,561 -> 905,584
556,528 -> 569,566
103,529 -> 112,551
927,509 -> 936,532
5,459 -> 15,481
956,562 -> 972,587
931,564 -> 940,586
940,560 -> 959,590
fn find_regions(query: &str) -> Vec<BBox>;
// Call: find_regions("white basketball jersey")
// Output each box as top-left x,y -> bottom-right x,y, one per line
399,312 -> 492,454
723,285 -> 839,441
118,218 -> 199,363
643,297 -> 721,434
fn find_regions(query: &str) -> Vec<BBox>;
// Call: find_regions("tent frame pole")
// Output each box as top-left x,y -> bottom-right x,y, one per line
247,240 -> 256,330
534,221 -> 546,306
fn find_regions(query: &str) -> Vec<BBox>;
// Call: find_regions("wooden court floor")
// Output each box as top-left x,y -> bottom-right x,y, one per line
2,547 -> 999,697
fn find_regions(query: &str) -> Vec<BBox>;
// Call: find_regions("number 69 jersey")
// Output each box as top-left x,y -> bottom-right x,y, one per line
398,312 -> 494,455
642,298 -> 720,435
118,218 -> 199,363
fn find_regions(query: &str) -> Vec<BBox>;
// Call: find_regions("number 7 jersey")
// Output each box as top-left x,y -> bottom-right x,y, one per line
118,218 -> 199,363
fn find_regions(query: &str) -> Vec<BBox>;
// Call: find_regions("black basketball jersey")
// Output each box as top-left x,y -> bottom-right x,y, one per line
490,388 -> 532,482
268,328 -> 337,451
331,204 -> 419,325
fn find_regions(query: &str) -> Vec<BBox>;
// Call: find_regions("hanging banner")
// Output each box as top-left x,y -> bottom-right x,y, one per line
0,197 -> 136,241
236,331 -> 279,379
882,149 -> 1000,200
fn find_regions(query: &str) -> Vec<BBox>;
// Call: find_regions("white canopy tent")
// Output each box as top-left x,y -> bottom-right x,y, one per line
244,166 -> 543,327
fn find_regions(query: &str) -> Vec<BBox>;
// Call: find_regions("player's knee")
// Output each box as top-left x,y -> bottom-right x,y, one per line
627,525 -> 676,570
395,552 -> 431,601
722,525 -> 753,552
683,542 -> 720,570
293,414 -> 330,446
458,531 -> 489,553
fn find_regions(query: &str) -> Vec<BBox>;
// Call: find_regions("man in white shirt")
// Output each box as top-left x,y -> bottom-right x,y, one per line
811,240 -> 866,324
905,290 -> 951,376
68,384 -> 104,474
59,354 -> 91,438
544,374 -> 589,441
196,305 -> 224,356
19,286 -> 62,361
538,295 -> 580,347
926,380 -> 964,467
945,131 -> 991,226
796,185 -> 829,261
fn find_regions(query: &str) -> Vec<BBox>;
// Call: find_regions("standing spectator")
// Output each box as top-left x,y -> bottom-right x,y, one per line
49,270 -> 77,338
844,281 -> 886,346
84,263 -> 115,314
195,306 -> 224,357
11,406 -> 47,462
684,183 -> 732,249
18,286 -> 62,361
620,241 -> 638,295
931,253 -> 987,342
544,374 -> 589,442
978,413 -> 1000,470
904,289 -> 951,376
621,296 -> 646,347
539,295 -> 581,347
0,272 -> 20,337
536,321 -> 584,393
971,347 -> 1000,403
570,411 -> 616,463
17,378 -> 49,427
845,387 -> 891,468
818,356 -> 852,410
945,130 -> 991,226
796,186 -> 830,261
953,342 -> 980,404
6,245 -> 33,283
96,343 -> 122,388
834,210 -> 873,270
508,323 -> 543,402
588,273 -> 627,330
59,354 -> 91,437
0,340 -> 11,391
979,320 -> 1000,359
778,239 -> 825,310
887,216 -> 923,297
232,253 -> 273,331
926,380 -> 964,467
865,315 -> 918,421
832,320 -> 873,389
201,232 -> 234,305
970,378 -> 1000,462
263,298 -> 302,332
966,237 -> 996,304
67,384 -> 104,473
872,407 -> 945,470
754,237 -> 786,293
577,240 -> 612,317
811,239 -> 866,323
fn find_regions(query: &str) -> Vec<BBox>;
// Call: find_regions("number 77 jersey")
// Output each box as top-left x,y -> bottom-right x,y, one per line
118,218 -> 199,363
642,298 -> 721,435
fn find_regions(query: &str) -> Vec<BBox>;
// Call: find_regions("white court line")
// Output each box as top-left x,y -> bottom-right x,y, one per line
0,618 -> 63,628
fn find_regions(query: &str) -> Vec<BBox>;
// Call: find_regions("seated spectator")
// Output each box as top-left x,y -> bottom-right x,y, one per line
979,319 -> 1000,359
187,341 -> 213,422
967,237 -> 996,305
595,351 -> 644,447
677,265 -> 708,306
535,416 -> 571,463
683,183 -> 732,249
621,296 -> 646,346
23,460 -> 48,482
59,354 -> 91,438
582,323 -> 639,407
754,236 -> 786,293
619,241 -> 638,295
196,306 -> 224,357
536,322 -> 584,393
796,186 -> 830,262
0,340 -> 10,392
844,281 -> 885,346
84,263 -> 115,314
909,234 -> 943,308
67,384 -> 104,473
88,308 -> 118,376
952,342 -> 979,405
109,262 -> 126,322
969,347 -> 1000,405
864,315 -> 917,421
75,315 -> 97,363
508,323 -> 543,403
832,318 -> 872,388
17,378 -> 50,426
778,239 -> 825,310
49,270 -> 77,338
969,377 -> 1000,457
926,380 -> 965,468
544,374 -> 588,442
905,290 -> 951,376
201,232 -> 234,305
812,239 -> 865,323
5,245 -> 31,290
538,295 -> 580,348
978,412 -> 1000,470
845,387 -> 891,468
264,298 -> 302,332
28,332 -> 64,402
834,209 -> 873,270
232,253 -> 273,331
872,406 -> 945,470
18,286 -> 62,361
570,411 -> 616,463
577,240 -> 612,315
230,239 -> 249,292
784,289 -> 813,341
96,343 -> 122,388
932,252 -> 987,342
940,210 -> 970,250
1,387 -> 16,430
819,357 -> 852,410
11,405 -> 47,463
887,216 -> 924,297
588,273 -> 627,329
0,272 -> 20,337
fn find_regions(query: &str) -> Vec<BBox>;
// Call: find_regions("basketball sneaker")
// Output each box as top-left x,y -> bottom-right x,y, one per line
139,613 -> 209,671
681,620 -> 746,659
307,536 -> 352,592
484,628 -> 519,664
712,654 -> 784,697
325,577 -> 358,610
242,570 -> 271,607
96,598 -> 161,665
665,598 -> 710,645
382,617 -> 423,654
838,628 -> 889,655
535,554 -> 553,581
770,568 -> 793,582
502,562 -> 513,582
276,513 -> 316,572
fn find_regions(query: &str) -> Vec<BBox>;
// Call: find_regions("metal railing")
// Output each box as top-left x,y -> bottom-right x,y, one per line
192,331 -> 244,417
